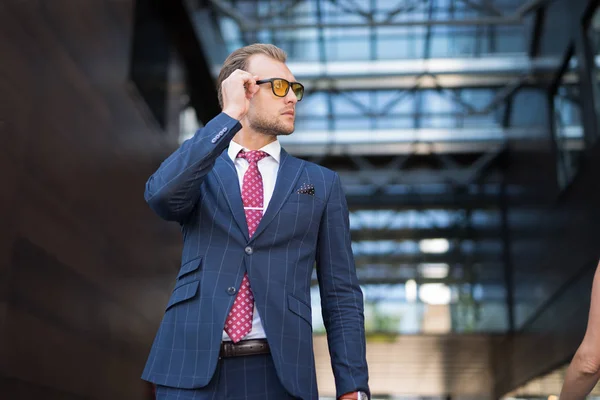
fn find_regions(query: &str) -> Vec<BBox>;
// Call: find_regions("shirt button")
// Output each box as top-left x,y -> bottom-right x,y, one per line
244,246 -> 253,255
227,287 -> 237,295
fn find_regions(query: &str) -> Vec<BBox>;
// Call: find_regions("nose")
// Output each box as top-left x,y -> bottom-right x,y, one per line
285,88 -> 298,105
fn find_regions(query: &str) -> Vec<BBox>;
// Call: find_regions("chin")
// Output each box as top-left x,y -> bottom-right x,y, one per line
274,121 -> 294,136
279,125 -> 294,136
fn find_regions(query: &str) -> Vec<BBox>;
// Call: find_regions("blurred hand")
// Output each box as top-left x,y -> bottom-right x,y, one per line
221,69 -> 259,121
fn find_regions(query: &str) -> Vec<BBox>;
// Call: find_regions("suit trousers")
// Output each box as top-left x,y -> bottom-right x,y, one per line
155,353 -> 298,400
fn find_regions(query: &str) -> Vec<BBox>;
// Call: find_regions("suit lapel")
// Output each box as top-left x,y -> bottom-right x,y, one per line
252,148 -> 304,242
213,152 -> 249,241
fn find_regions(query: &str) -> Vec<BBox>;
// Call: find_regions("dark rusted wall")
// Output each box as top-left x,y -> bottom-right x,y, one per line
0,1 -> 183,398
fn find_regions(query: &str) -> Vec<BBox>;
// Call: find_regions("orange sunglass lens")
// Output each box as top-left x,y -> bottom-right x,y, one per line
272,79 -> 289,96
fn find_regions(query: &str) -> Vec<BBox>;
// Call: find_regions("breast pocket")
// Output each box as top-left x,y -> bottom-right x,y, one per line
279,195 -> 323,236
281,194 -> 323,214
287,193 -> 321,204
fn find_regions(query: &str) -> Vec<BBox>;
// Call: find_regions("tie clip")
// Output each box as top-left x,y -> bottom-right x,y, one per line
244,207 -> 264,210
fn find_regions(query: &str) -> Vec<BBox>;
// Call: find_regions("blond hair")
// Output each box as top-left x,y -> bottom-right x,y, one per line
216,43 -> 287,108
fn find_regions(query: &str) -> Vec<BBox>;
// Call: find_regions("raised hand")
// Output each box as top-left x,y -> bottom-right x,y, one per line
221,69 -> 260,121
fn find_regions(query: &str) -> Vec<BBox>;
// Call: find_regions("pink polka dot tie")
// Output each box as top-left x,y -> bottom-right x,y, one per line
224,150 -> 269,343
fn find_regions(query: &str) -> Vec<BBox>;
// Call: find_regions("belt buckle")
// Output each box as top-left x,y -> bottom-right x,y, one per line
220,339 -> 269,359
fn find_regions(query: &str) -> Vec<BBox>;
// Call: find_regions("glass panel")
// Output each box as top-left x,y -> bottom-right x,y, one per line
376,116 -> 415,129
294,118 -> 329,131
324,29 -> 371,61
321,1 -> 365,24
334,117 -> 372,130
386,92 -> 416,114
296,92 -> 328,116
332,91 -> 373,114
420,91 -> 456,113
289,1 -> 317,24
376,36 -> 425,59
219,18 -> 241,42
420,115 -> 457,128
214,0 -> 528,61
311,282 -> 507,334
287,40 -> 320,62
495,25 -> 527,53
511,88 -> 549,127
462,114 -> 501,127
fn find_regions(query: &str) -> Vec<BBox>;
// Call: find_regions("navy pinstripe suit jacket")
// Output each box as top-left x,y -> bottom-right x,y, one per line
141,113 -> 369,399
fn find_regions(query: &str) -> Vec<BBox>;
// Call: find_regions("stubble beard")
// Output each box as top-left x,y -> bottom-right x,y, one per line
247,111 -> 294,137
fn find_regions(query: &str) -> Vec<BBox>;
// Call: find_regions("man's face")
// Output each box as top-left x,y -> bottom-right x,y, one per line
245,54 -> 299,137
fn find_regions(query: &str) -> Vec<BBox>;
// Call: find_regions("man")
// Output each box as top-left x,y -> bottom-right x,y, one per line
142,43 -> 369,400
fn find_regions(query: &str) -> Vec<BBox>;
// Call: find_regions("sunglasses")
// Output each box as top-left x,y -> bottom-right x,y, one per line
255,78 -> 304,101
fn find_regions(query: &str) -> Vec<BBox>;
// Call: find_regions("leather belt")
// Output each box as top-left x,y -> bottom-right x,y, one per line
220,339 -> 270,358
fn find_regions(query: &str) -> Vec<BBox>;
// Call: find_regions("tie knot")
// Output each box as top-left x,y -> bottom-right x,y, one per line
237,150 -> 268,164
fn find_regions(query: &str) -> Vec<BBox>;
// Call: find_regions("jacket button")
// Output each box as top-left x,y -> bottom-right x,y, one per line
244,246 -> 253,255
227,287 -> 237,295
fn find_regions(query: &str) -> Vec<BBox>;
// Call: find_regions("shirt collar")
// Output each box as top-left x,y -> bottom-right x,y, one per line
228,139 -> 281,164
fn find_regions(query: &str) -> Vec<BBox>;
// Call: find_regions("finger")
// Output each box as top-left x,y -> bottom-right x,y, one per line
243,81 -> 257,95
244,87 -> 258,100
228,70 -> 250,87
233,68 -> 250,76
246,86 -> 257,100
236,69 -> 255,83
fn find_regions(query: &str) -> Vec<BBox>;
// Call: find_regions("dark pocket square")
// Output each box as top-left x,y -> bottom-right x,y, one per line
296,183 -> 315,195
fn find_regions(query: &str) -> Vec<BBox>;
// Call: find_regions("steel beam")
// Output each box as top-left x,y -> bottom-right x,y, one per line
237,16 -> 522,31
208,0 -> 547,31
285,141 -> 505,156
155,0 -> 221,124
516,0 -> 548,16
337,168 -> 503,186
350,227 -> 506,241
282,127 -> 542,144
458,0 -> 503,16
382,0 -> 426,23
353,252 -> 503,266
206,0 -> 248,30
285,56 -> 562,79
211,57 -> 575,90
304,72 -> 538,91
314,275 -> 507,286
343,182 -> 542,209
279,127 -> 584,156
344,192 -> 501,210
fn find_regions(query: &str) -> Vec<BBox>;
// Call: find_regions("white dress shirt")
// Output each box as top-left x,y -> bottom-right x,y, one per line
222,139 -> 281,341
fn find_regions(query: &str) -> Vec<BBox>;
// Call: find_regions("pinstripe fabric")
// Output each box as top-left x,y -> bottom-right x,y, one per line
142,113 -> 369,399
155,354 -> 295,400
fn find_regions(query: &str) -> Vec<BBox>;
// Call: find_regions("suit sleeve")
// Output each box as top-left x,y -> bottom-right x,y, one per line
144,112 -> 241,222
316,172 -> 370,399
